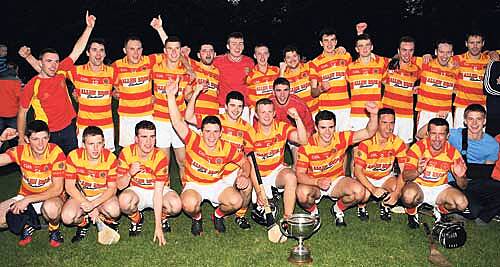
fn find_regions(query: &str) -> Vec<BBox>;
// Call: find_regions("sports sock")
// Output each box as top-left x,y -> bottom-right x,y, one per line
129,211 -> 141,224
406,207 -> 417,215
336,200 -> 346,211
305,204 -> 318,216
48,222 -> 59,232
214,207 -> 225,218
77,216 -> 88,227
235,207 -> 247,218
192,212 -> 202,220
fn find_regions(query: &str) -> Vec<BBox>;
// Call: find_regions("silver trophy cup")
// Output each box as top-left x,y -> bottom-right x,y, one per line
279,214 -> 321,264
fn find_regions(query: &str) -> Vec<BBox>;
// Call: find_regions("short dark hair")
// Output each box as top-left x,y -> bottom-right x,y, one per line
254,43 -> 268,51
201,115 -> 222,130
435,39 -> 453,49
315,110 -> 336,126
82,126 -> 104,143
355,34 -> 372,46
428,118 -> 449,134
227,32 -> 244,44
26,120 -> 49,138
377,108 -> 396,120
399,36 -> 416,46
38,48 -> 58,59
86,38 -> 106,52
165,35 -> 182,47
273,77 -> 290,89
255,98 -> 274,112
199,42 -> 215,51
123,36 -> 142,48
226,91 -> 244,105
464,104 -> 486,118
283,45 -> 300,58
465,31 -> 484,41
135,120 -> 156,136
319,28 -> 337,40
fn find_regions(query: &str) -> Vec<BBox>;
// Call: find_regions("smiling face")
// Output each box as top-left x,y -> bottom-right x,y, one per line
165,41 -> 181,64
315,119 -> 335,145
273,83 -> 291,105
123,40 -> 143,64
225,98 -> 244,121
198,44 -> 215,65
398,41 -> 415,64
87,42 -> 106,67
466,35 -> 484,57
135,128 -> 156,155
254,46 -> 270,66
320,34 -> 337,54
428,124 -> 449,152
435,43 -> 453,66
464,110 -> 486,135
284,50 -> 300,69
83,134 -> 104,161
227,37 -> 244,58
201,123 -> 222,148
255,103 -> 275,127
26,131 -> 50,156
355,39 -> 373,58
40,52 -> 60,77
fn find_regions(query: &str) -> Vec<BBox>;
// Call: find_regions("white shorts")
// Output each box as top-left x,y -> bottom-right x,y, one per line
324,108 -> 351,132
453,107 -> 466,129
126,186 -> 174,211
78,127 -> 115,152
11,195 -> 43,214
350,117 -> 369,131
315,176 -> 344,204
417,183 -> 450,207
252,164 -> 288,202
153,120 -> 185,149
367,174 -> 392,188
119,115 -> 153,147
393,117 -> 414,144
219,106 -> 250,123
417,110 -> 453,133
183,180 -> 233,207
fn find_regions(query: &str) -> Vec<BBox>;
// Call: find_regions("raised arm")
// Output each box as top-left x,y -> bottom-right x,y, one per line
67,11 -> 96,62
352,102 -> 378,143
16,106 -> 29,145
184,82 -> 206,125
287,107 -> 308,145
18,46 -> 41,73
0,128 -> 17,166
150,15 -> 168,45
165,77 -> 189,139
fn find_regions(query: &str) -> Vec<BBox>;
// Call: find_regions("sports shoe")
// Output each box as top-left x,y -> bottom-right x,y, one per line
129,211 -> 144,237
211,214 -> 226,233
71,220 -> 90,243
407,213 -> 420,229
105,220 -> 120,232
18,226 -> 35,246
235,216 -> 251,230
357,207 -> 369,221
379,203 -> 392,221
251,205 -> 267,226
191,218 -> 203,236
162,218 -> 171,233
492,214 -> 500,222
49,229 -> 64,248
330,202 -> 346,227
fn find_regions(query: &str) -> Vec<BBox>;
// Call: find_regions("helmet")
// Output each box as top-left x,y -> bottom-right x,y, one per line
432,221 -> 467,249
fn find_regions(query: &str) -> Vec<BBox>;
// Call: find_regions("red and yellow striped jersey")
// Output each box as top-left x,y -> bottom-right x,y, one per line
382,58 -> 421,118
65,147 -> 117,197
6,143 -> 65,196
346,55 -> 388,117
67,63 -> 116,129
191,58 -> 220,115
405,138 -> 461,187
354,133 -> 407,180
113,54 -> 161,117
246,65 -> 280,108
251,121 -> 295,177
283,63 -> 318,114
416,59 -> 459,112
453,52 -> 490,107
183,129 -> 243,184
117,144 -> 168,189
309,52 -> 352,111
296,131 -> 353,181
151,60 -> 191,122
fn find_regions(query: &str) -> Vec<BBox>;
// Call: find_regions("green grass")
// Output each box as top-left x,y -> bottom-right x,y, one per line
1,163 -> 500,267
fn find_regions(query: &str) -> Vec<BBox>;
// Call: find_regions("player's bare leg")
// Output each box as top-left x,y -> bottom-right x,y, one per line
296,184 -> 321,215
214,187 -> 244,233
181,189 -> 204,236
235,181 -> 253,229
41,197 -> 64,246
400,182 -> 424,228
275,168 -> 297,218
330,177 -> 366,226
118,190 -> 142,236
62,198 -> 92,242
0,198 -> 17,228
434,188 -> 468,222
173,147 -> 186,179
161,191 -> 182,232
97,196 -> 120,230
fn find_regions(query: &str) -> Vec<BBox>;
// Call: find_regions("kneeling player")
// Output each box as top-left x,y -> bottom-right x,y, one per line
117,120 -> 181,245
401,118 -> 468,228
167,79 -> 252,236
61,126 -> 120,242
295,103 -> 378,227
354,108 -> 406,221
0,121 -> 66,247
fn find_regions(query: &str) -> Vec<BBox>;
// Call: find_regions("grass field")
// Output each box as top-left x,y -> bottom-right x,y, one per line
1,161 -> 500,267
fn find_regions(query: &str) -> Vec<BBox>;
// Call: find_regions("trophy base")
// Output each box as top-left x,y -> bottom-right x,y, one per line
287,246 -> 313,265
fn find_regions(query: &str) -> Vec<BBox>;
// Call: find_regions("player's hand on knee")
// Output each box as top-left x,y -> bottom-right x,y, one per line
372,187 -> 387,199
153,228 -> 166,246
316,178 -> 331,191
384,191 -> 398,206
88,209 -> 99,224
81,200 -> 94,213
235,176 -> 249,190
10,199 -> 29,215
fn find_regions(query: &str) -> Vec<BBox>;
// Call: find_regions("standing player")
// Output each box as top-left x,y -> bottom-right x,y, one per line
354,108 -> 406,221
401,118 -> 468,228
185,88 -> 254,229
17,11 -> 97,154
117,121 -> 181,245
0,121 -> 65,247
280,45 -> 318,115
382,36 -> 421,144
295,102 -> 378,227
213,32 -> 255,121
310,28 -> 352,131
61,126 -> 120,243
251,98 -> 308,219
166,79 -> 252,236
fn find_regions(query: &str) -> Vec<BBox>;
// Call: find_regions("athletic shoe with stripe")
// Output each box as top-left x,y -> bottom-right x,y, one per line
18,226 -> 35,246
71,218 -> 90,243
235,216 -> 251,229
49,229 -> 64,248
191,218 -> 203,236
211,214 -> 226,233
407,213 -> 420,229
379,203 -> 392,221
357,207 -> 369,221
129,211 -> 144,237
162,218 -> 171,233
330,202 -> 346,227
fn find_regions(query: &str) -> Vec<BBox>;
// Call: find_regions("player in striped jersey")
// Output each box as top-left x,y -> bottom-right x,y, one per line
402,118 -> 468,228
0,121 -> 65,247
310,28 -> 352,131
251,98 -> 308,219
166,78 -> 252,236
383,36 -> 421,144
416,39 -> 458,132
246,44 -> 280,121
295,102 -> 378,227
61,126 -> 120,243
117,120 -> 181,245
280,45 -> 318,115
354,108 -> 407,221
185,87 -> 254,229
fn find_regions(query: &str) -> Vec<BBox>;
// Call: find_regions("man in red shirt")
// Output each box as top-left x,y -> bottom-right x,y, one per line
17,11 -> 96,155
0,64 -> 21,151
213,32 -> 254,122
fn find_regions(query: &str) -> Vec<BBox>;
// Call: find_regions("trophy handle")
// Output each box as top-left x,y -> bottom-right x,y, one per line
313,215 -> 321,233
279,218 -> 292,237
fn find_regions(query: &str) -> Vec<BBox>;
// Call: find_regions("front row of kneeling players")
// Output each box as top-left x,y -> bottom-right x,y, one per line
0,80 -> 468,247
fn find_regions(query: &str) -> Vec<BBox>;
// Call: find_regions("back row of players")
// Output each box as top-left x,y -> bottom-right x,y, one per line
0,12 -> 493,246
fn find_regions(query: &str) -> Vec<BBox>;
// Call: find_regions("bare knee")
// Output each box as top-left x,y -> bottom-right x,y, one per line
182,193 -> 201,213
119,191 -> 138,214
164,194 -> 182,215
41,198 -> 62,220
